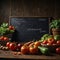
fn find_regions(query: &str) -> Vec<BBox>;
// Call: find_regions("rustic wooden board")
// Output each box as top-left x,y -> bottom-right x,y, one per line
0,50 -> 60,60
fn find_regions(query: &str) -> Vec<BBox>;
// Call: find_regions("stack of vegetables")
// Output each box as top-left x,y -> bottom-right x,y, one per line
5,34 -> 60,55
0,23 -> 15,46
38,34 -> 60,55
0,23 -> 15,36
0,23 -> 60,55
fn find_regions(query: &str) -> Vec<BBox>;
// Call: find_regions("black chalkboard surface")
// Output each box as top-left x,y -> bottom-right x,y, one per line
9,17 -> 50,42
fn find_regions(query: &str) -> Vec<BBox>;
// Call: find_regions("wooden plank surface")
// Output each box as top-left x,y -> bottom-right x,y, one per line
0,50 -> 60,60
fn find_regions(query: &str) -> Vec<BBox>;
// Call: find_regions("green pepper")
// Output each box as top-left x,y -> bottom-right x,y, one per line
38,46 -> 50,55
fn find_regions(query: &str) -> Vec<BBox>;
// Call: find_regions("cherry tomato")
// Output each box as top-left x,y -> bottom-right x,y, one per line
47,42 -> 52,46
17,43 -> 22,50
3,37 -> 9,41
21,45 -> 29,54
0,36 -> 4,40
42,40 -> 48,44
34,41 -> 41,47
6,42 -> 11,48
48,38 -> 55,44
56,47 -> 60,54
9,26 -> 15,30
29,45 -> 38,54
9,43 -> 17,51
57,40 -> 60,45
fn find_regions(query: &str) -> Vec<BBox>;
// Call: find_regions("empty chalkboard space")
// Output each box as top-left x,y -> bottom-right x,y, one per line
9,17 -> 51,42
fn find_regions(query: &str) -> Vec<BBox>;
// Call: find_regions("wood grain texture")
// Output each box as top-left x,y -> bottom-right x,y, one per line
0,0 -> 60,23
0,50 -> 59,60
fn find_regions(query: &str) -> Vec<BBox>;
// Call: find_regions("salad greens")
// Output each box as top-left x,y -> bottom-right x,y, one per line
50,20 -> 60,29
0,23 -> 14,35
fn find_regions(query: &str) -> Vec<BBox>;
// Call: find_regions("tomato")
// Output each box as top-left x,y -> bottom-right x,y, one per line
6,42 -> 11,48
57,40 -> 60,45
56,47 -> 60,54
42,40 -> 48,44
52,43 -> 56,46
47,42 -> 52,46
3,37 -> 9,41
9,26 -> 15,30
9,43 -> 17,51
0,36 -> 9,41
47,38 -> 56,46
17,43 -> 22,50
21,45 -> 29,54
34,41 -> 41,47
48,38 -> 55,44
29,43 -> 34,47
29,45 -> 38,54
0,36 -> 4,40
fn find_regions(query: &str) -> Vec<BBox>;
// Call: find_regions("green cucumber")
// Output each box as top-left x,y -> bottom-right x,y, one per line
38,46 -> 50,55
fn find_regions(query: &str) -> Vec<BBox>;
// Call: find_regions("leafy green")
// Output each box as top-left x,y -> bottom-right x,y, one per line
0,26 -> 7,35
50,20 -> 60,29
1,23 -> 8,28
0,23 -> 14,36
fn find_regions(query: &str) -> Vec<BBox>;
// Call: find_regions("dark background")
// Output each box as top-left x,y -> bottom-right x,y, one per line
0,0 -> 60,24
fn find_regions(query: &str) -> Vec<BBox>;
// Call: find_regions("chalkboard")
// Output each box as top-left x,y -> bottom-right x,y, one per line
9,17 -> 50,42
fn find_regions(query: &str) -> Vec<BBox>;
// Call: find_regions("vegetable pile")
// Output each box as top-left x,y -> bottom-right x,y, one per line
0,33 -> 59,55
0,23 -> 15,46
5,33 -> 60,55
0,23 -> 60,55
40,34 -> 60,46
0,23 -> 15,35
6,41 -> 40,55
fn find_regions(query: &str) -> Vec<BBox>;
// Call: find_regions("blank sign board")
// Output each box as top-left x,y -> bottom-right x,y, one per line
9,17 -> 50,42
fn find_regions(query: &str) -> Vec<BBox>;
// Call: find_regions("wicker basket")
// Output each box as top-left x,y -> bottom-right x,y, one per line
52,28 -> 60,36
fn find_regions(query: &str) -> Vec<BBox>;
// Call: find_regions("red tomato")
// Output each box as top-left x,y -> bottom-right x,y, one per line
47,42 -> 52,46
21,45 -> 29,54
17,43 -> 22,50
9,43 -> 17,51
0,36 -> 4,40
9,26 -> 14,30
42,40 -> 48,44
56,47 -> 60,54
48,38 -> 55,44
57,41 -> 60,45
29,45 -> 38,54
6,42 -> 11,48
34,41 -> 41,47
3,37 -> 9,41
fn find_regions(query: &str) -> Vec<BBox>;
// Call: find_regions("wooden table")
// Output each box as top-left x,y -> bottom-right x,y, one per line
0,50 -> 60,60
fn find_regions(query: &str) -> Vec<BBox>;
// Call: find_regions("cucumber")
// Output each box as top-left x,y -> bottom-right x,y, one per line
38,46 -> 50,55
